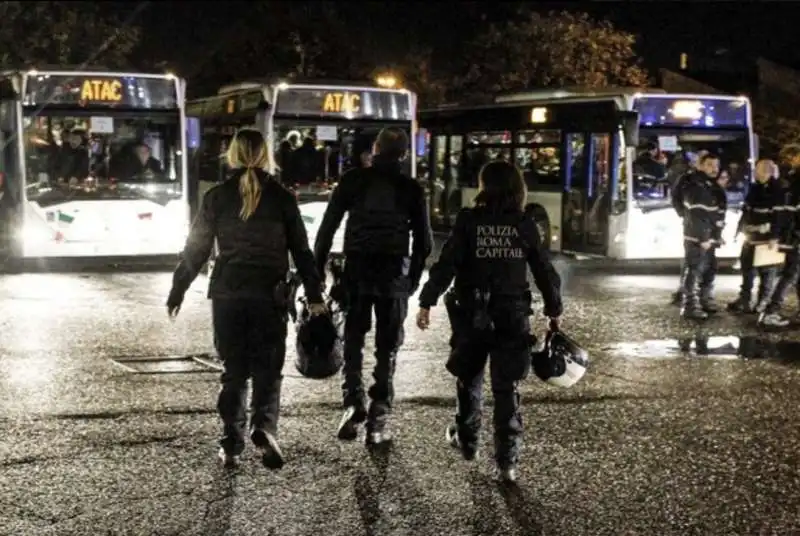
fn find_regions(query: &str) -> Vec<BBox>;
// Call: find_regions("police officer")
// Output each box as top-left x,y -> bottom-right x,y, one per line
416,160 -> 562,482
700,166 -> 730,311
314,127 -> 433,446
670,150 -> 709,305
727,158 -> 785,322
166,128 -> 326,469
679,153 -> 723,320
758,155 -> 800,326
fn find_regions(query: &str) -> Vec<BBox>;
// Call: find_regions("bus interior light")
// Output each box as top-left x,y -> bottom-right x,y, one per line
671,100 -> 704,120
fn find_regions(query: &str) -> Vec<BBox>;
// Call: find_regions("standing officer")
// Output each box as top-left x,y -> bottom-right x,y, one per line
726,158 -> 786,324
757,154 -> 799,326
679,153 -> 722,320
699,167 -> 730,311
671,150 -> 709,305
314,127 -> 433,446
166,129 -> 326,469
416,161 -> 563,482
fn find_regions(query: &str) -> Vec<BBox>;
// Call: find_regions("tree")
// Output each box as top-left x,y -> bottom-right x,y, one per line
0,2 -> 141,69
453,10 -> 650,103
753,107 -> 800,160
375,48 -> 448,108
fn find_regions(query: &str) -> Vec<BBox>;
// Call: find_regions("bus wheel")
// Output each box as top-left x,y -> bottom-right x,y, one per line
532,207 -> 551,250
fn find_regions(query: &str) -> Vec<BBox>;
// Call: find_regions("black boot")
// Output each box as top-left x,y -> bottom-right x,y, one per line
337,405 -> 366,441
726,295 -> 754,314
365,401 -> 392,446
681,298 -> 709,320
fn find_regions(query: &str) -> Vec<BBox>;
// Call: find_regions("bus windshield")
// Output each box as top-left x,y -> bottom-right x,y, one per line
23,111 -> 183,205
274,123 -> 413,188
632,128 -> 750,209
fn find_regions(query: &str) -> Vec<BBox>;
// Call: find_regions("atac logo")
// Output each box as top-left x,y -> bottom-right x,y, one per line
80,79 -> 123,103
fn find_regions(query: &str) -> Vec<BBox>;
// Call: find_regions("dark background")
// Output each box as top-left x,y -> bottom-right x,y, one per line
116,1 -> 800,78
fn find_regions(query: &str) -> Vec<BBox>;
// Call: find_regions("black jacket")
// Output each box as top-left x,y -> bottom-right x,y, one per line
314,159 -> 433,293
171,170 -> 323,302
671,172 -> 691,218
735,179 -> 784,244
418,206 -> 563,318
682,172 -> 724,244
781,170 -> 800,245
710,183 -> 727,242
56,146 -> 89,180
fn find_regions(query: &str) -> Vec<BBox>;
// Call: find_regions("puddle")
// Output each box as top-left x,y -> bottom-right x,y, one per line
604,336 -> 800,365
111,353 -> 220,374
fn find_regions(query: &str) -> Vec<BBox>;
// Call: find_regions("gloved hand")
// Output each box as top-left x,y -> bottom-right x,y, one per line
166,288 -> 184,319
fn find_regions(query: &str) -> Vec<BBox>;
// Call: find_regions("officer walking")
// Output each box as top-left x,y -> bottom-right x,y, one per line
415,161 -> 563,482
726,158 -> 786,324
314,127 -> 433,446
166,128 -> 326,468
679,153 -> 723,320
756,155 -> 799,326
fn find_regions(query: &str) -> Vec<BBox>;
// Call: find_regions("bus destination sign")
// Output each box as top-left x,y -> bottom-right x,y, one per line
23,75 -> 178,109
275,87 -> 412,121
634,96 -> 749,128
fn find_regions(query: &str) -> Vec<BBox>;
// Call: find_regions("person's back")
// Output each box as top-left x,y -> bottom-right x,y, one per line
166,128 -> 325,470
415,160 -> 562,482
313,127 -> 433,446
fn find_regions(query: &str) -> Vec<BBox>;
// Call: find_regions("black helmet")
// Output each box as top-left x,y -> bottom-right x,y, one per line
531,329 -> 588,388
294,298 -> 343,379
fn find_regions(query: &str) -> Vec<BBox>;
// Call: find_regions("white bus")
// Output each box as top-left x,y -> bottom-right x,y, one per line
419,88 -> 755,260
0,70 -> 190,263
186,80 -> 418,227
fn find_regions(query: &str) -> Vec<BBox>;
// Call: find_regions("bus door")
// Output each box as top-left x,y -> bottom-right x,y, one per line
561,132 -> 614,255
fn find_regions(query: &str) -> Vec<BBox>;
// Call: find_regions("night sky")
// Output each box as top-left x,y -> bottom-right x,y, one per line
115,1 -> 800,80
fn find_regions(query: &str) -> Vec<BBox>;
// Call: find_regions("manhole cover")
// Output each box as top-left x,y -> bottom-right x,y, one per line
111,354 -> 219,374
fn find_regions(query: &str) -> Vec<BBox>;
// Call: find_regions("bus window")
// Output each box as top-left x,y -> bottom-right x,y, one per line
431,135 -> 448,226
518,130 -> 560,145
516,146 -> 561,189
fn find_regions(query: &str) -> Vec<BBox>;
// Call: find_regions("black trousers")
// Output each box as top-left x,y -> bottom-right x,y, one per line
766,248 -> 800,313
212,298 -> 287,455
341,291 -> 408,428
447,295 -> 531,468
737,244 -> 778,306
680,242 -> 717,305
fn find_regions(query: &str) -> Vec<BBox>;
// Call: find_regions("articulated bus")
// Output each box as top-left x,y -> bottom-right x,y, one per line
419,88 -> 755,260
0,70 -> 190,264
185,80 -> 418,245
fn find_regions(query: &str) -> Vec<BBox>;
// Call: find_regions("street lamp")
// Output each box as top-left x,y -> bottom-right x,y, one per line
375,74 -> 398,88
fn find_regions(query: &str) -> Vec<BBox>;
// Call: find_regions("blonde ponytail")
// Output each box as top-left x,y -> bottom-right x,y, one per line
225,128 -> 271,221
239,168 -> 262,221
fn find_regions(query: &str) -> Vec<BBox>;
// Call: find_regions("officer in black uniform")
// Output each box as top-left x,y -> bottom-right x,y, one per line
679,153 -> 723,320
314,127 -> 433,446
416,160 -> 563,482
701,167 -> 730,310
727,158 -> 786,323
670,168 -> 691,305
167,128 -> 326,469
754,158 -> 796,326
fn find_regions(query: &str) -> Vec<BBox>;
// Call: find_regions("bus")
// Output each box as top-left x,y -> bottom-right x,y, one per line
0,69 -> 189,263
185,80 -> 418,243
419,88 -> 755,260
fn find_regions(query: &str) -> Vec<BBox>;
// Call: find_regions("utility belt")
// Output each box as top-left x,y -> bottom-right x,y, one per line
444,287 -> 534,333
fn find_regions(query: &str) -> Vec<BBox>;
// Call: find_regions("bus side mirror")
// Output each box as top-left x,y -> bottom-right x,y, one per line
753,134 -> 760,159
619,112 -> 640,147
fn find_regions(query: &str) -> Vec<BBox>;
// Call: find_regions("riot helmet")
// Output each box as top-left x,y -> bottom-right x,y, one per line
531,329 -> 588,388
294,298 -> 344,379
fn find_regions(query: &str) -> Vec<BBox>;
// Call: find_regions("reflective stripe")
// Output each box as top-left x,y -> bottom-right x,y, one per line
752,207 -> 773,213
683,202 -> 718,212
744,223 -> 771,233
684,236 -> 720,243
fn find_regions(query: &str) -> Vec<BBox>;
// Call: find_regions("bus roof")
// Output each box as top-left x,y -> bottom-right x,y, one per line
3,69 -> 180,81
494,86 -> 666,103
216,78 -> 408,96
495,88 -> 750,106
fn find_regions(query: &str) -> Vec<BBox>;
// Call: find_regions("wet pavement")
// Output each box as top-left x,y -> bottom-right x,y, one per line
1,264 -> 799,535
